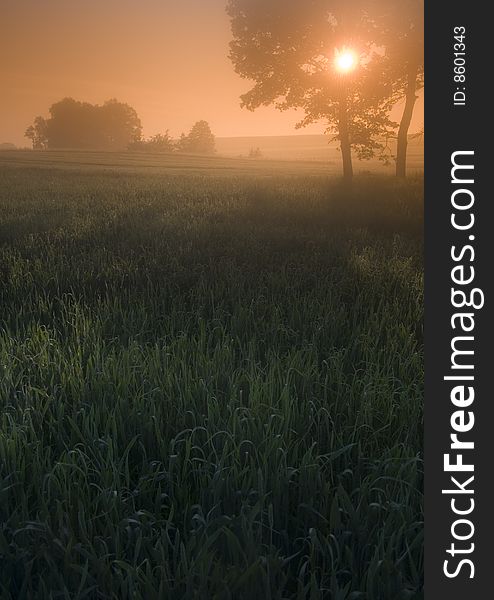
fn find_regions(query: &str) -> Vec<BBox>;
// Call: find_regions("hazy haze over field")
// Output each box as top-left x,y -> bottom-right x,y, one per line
1,0 -> 423,147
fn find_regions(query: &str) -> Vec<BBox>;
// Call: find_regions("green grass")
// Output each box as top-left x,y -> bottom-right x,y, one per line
0,154 -> 423,599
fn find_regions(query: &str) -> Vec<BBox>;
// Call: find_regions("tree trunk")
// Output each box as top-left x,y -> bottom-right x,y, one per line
338,96 -> 353,182
396,63 -> 419,178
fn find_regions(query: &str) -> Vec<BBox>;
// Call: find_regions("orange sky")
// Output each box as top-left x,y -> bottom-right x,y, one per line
0,0 -> 423,146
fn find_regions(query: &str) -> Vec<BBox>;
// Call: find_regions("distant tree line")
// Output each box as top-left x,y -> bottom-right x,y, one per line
25,98 -> 216,154
25,98 -> 142,151
129,121 -> 216,154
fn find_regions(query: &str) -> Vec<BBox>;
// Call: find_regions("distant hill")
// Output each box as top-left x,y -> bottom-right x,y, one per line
0,142 -> 16,150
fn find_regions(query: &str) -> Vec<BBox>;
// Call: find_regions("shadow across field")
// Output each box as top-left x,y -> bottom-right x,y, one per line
0,164 -> 423,599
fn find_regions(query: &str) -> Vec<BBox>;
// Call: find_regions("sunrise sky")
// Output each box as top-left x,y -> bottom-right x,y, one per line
1,0 -> 423,147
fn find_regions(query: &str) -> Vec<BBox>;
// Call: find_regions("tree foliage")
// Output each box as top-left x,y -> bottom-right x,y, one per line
25,98 -> 142,150
25,116 -> 48,150
178,121 -> 216,154
366,0 -> 424,176
129,132 -> 175,153
227,0 -> 396,166
227,0 -> 424,177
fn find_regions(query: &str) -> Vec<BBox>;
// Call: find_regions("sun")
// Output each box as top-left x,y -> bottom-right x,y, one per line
334,48 -> 358,73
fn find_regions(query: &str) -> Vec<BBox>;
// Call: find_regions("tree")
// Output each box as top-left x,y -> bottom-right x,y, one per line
227,0 -> 396,181
99,99 -> 142,149
129,131 -> 175,152
178,121 -> 216,154
367,0 -> 424,177
176,133 -> 189,153
248,147 -> 263,158
25,98 -> 142,150
45,98 -> 98,148
148,132 -> 175,152
24,116 -> 48,149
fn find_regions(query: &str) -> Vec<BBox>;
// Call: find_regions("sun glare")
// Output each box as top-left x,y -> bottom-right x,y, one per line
334,48 -> 358,73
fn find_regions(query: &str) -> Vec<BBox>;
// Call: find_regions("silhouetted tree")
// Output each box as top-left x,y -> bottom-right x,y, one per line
25,116 -> 48,149
178,121 -> 216,154
45,98 -> 97,148
99,99 -> 142,149
227,0 -> 396,181
26,98 -> 142,150
367,0 -> 424,177
149,132 -> 175,151
129,131 -> 175,152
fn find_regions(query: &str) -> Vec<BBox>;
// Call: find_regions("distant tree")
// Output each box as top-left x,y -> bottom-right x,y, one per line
45,98 -> 97,148
178,121 -> 216,154
0,142 -> 17,150
176,133 -> 189,153
129,131 -> 175,153
24,116 -> 48,149
99,99 -> 142,149
147,132 -> 175,152
227,0 -> 396,181
248,147 -> 263,158
26,98 -> 142,150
